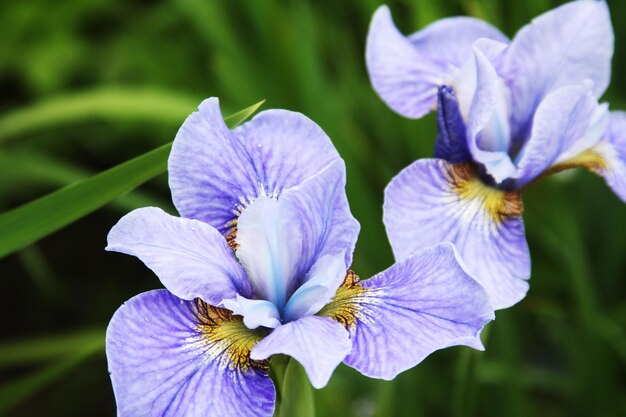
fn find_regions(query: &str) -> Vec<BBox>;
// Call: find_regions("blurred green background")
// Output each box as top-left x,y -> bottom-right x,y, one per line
1,0 -> 625,416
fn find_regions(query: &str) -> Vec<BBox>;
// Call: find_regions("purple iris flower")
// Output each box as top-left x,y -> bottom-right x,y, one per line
366,0 -> 626,309
105,98 -> 494,417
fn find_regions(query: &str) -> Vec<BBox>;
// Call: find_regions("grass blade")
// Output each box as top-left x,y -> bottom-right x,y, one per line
0,100 -> 264,259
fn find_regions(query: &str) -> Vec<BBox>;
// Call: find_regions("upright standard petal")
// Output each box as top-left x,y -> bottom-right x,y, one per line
502,0 -> 613,138
279,159 -> 360,280
366,6 -> 506,118
320,244 -> 493,380
106,207 -> 251,305
107,290 -> 275,417
250,316 -> 352,389
234,160 -> 358,314
384,159 -> 530,309
169,98 -> 340,234
461,42 -> 516,183
514,84 -> 609,188
283,254 -> 347,322
235,195 -> 303,308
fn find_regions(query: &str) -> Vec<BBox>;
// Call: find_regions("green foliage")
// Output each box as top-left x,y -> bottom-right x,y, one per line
0,100 -> 263,259
0,0 -> 625,416
278,360 -> 315,417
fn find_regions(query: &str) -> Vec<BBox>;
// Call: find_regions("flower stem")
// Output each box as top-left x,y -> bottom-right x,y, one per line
272,358 -> 315,417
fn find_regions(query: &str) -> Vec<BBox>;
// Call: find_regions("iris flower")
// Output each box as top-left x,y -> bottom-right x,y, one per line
366,0 -> 626,309
105,98 -> 494,417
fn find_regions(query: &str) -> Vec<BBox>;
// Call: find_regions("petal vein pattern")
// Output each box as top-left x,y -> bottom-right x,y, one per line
106,290 -> 275,417
384,159 -> 530,309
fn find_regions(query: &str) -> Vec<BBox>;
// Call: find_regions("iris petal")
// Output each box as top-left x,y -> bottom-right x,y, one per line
169,98 -> 341,235
250,316 -> 351,389
106,207 -> 251,305
457,40 -> 516,183
514,83 -> 609,188
502,0 -> 613,140
366,6 -> 507,119
236,196 -> 302,308
283,254 -> 347,322
384,159 -> 530,309
321,244 -> 493,380
106,290 -> 275,417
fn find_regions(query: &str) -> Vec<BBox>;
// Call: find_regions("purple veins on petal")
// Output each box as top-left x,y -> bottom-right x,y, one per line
383,159 -> 529,309
366,5 -> 507,119
106,206 -> 252,305
106,290 -> 275,417
320,244 -> 494,380
168,97 -> 341,235
250,315 -> 352,389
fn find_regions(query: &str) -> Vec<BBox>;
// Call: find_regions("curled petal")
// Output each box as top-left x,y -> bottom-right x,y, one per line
366,6 -> 506,119
552,111 -> 626,203
384,159 -> 530,309
221,295 -> 281,330
106,290 -> 275,417
503,0 -> 613,138
234,160 -> 359,310
514,84 -> 608,188
106,207 -> 251,304
460,41 -> 516,183
169,98 -> 340,234
320,244 -> 494,380
250,316 -> 351,389
283,253 -> 348,322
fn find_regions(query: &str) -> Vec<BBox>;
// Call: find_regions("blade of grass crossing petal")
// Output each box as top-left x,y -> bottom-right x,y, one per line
0,101 -> 264,259
278,360 -> 315,417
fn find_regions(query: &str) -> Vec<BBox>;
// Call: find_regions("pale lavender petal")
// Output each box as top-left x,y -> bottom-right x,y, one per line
514,83 -> 609,188
341,243 -> 494,380
408,14 -> 508,70
502,0 -> 613,139
383,159 -> 530,309
280,160 -> 360,288
169,98 -> 340,234
235,161 -> 358,309
461,41 -> 516,183
366,6 -> 506,119
283,254 -> 347,322
221,295 -> 281,330
235,195 -> 303,308
250,316 -> 351,389
106,207 -> 251,304
575,111 -> 626,203
169,98 -> 258,233
106,290 -> 275,417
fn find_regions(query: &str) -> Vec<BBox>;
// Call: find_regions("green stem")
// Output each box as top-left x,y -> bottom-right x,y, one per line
274,359 -> 315,417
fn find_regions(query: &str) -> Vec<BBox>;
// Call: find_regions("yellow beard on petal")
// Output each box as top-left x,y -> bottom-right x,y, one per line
319,270 -> 367,332
446,163 -> 523,224
193,300 -> 268,372
546,148 -> 609,176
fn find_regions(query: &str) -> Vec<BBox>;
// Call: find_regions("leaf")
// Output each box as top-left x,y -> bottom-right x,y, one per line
0,88 -> 200,142
278,360 -> 315,417
0,100 -> 265,259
